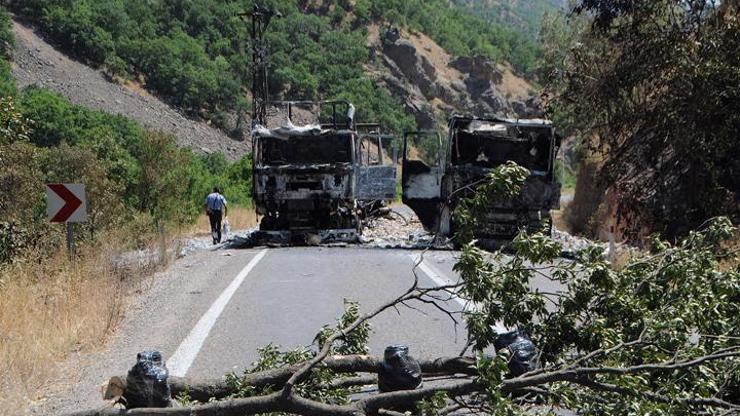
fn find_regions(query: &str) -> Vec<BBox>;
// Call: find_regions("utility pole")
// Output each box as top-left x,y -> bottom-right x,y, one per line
244,4 -> 280,129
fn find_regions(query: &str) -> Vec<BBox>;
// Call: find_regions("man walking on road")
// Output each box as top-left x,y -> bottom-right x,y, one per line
205,187 -> 228,244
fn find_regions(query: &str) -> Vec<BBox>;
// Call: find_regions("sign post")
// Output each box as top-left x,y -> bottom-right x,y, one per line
46,183 -> 87,259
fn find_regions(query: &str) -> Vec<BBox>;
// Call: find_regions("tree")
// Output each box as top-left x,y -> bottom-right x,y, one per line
0,96 -> 45,263
70,164 -> 739,416
0,6 -> 13,59
546,0 -> 740,242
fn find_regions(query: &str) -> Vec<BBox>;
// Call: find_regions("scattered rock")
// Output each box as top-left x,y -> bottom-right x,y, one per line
361,207 -> 451,249
178,237 -> 213,257
512,96 -> 546,118
450,55 -> 503,85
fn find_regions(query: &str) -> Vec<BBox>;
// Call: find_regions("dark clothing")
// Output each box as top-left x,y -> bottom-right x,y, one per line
208,210 -> 223,244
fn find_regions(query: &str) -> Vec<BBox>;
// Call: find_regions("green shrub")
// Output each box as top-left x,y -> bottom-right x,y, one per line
5,0 -> 542,132
0,6 -> 13,59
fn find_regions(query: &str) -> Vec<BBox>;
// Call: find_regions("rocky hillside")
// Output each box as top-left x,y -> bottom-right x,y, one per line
10,19 -> 250,160
368,25 -> 542,130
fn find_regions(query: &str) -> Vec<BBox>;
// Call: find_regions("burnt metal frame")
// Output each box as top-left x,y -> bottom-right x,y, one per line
358,131 -> 395,166
401,116 -> 561,238
274,100 -> 356,131
446,115 -> 558,174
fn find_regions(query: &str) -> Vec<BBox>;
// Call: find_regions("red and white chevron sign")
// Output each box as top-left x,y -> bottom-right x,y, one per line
46,183 -> 87,223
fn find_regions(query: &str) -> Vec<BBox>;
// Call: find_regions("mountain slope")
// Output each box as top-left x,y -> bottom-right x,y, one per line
367,25 -> 540,130
6,0 -> 543,139
453,0 -> 567,37
10,19 -> 250,160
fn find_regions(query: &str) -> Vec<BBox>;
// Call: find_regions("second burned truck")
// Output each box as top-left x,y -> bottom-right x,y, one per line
402,115 -> 562,247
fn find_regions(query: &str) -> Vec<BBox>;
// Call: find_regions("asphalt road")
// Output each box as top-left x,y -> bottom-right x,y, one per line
181,247 -> 467,379
34,245 -> 563,414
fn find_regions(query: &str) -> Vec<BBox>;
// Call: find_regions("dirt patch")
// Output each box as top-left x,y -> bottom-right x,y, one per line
497,63 -> 534,101
405,29 -> 466,86
10,19 -> 250,161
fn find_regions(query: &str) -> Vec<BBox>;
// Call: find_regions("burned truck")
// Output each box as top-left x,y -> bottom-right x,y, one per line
252,101 -> 397,243
402,115 -> 561,246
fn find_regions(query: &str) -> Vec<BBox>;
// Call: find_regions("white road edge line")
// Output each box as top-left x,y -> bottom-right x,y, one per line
168,249 -> 268,377
410,253 -> 508,333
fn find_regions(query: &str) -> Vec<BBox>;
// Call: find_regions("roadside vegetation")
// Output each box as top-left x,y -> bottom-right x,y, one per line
541,0 -> 740,242
5,0 -> 541,133
0,7 -> 251,413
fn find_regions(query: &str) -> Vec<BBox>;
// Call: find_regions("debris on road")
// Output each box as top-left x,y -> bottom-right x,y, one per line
174,206 -> 605,257
178,237 -> 214,257
493,331 -> 537,377
552,225 -> 608,257
360,207 -> 450,249
378,345 -> 423,392
124,351 -> 171,409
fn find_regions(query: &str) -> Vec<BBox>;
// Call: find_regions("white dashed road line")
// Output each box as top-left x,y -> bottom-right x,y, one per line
168,249 -> 268,377
410,253 -> 466,310
410,253 -> 508,333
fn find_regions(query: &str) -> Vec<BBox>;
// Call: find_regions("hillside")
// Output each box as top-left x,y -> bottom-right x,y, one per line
368,25 -> 540,130
10,19 -> 250,160
6,0 -> 542,139
453,0 -> 568,37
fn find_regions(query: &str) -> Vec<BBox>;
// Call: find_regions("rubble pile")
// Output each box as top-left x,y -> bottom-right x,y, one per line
178,237 -> 215,257
552,226 -> 608,256
360,208 -> 449,249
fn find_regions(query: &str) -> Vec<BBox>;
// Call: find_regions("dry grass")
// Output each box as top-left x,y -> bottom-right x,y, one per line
192,204 -> 260,237
0,228 -> 174,415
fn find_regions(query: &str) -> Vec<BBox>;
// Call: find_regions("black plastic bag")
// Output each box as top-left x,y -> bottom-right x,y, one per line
494,331 -> 537,377
124,351 -> 171,409
378,345 -> 422,392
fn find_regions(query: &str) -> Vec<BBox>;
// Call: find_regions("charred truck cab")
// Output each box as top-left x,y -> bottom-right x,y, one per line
252,101 -> 397,243
402,115 -> 561,247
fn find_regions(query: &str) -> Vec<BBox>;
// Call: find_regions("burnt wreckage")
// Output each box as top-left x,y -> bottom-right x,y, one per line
402,116 -> 562,246
252,101 -> 397,243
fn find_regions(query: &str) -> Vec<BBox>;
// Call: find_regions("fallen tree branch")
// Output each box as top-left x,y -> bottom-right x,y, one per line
70,379 -> 486,416
68,391 -> 359,416
574,377 -> 740,410
105,355 -> 476,403
357,380 -> 481,414
69,330 -> 740,415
